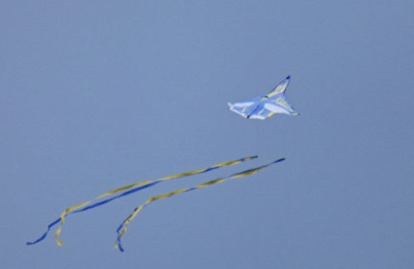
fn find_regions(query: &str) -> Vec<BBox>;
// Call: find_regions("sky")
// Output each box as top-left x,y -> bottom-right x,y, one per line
1,0 -> 413,268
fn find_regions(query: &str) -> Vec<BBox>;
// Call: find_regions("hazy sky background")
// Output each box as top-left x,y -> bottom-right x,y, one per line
1,1 -> 413,268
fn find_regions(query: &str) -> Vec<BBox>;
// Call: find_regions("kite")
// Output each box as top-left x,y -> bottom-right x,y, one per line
115,157 -> 285,252
228,75 -> 299,119
27,155 -> 257,246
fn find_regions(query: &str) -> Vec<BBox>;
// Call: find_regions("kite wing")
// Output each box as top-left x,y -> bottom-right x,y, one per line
227,97 -> 261,118
266,75 -> 291,97
263,75 -> 299,116
228,75 -> 299,119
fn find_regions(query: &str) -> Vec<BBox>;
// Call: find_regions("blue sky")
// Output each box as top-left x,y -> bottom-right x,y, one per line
1,1 -> 413,268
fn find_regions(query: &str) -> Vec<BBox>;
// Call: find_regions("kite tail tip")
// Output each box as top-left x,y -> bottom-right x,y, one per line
286,75 -> 291,79
115,242 -> 125,252
26,232 -> 48,246
26,240 -> 36,246
276,157 -> 286,163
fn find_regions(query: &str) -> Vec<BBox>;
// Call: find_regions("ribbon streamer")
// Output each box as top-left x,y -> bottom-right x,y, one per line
27,155 -> 257,246
115,157 -> 285,252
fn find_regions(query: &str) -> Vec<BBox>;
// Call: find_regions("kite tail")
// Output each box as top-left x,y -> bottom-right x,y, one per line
27,155 -> 257,246
26,218 -> 61,245
115,157 -> 286,252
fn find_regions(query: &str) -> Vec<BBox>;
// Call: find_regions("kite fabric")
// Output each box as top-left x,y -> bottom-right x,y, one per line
27,155 -> 257,247
228,75 -> 299,119
115,157 -> 286,252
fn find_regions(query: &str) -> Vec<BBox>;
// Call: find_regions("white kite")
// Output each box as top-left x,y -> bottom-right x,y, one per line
228,75 -> 299,119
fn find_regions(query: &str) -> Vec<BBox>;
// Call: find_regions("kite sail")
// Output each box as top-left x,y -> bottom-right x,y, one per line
115,157 -> 285,252
228,75 -> 299,119
26,155 -> 257,246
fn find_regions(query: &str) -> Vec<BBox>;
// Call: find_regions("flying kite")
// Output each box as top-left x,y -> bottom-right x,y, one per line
228,75 -> 299,119
27,155 -> 285,252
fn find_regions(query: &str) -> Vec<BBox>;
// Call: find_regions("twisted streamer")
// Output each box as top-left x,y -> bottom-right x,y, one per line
27,155 -> 257,246
115,157 -> 285,252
